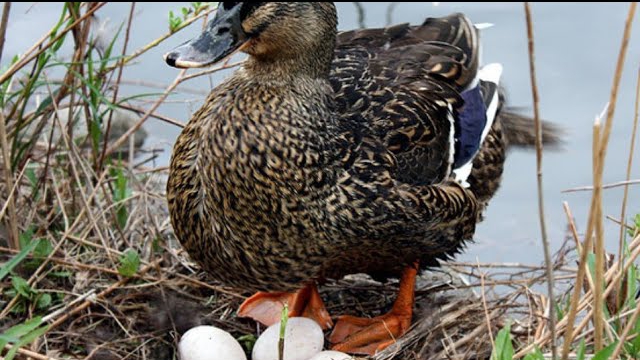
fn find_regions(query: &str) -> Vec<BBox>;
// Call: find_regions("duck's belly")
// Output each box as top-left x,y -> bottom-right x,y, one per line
167,140 -> 325,292
176,186 -> 339,293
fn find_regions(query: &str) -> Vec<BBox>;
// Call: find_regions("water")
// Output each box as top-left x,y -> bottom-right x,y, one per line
4,3 -> 640,266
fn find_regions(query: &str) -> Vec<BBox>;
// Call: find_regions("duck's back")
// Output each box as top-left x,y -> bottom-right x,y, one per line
329,13 -> 495,188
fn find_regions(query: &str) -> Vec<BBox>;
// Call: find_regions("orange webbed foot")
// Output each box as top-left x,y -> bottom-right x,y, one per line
238,283 -> 333,330
329,262 -> 418,355
329,311 -> 412,354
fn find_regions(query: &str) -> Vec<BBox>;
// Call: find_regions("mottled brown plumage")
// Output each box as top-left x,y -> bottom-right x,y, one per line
166,3 -> 558,295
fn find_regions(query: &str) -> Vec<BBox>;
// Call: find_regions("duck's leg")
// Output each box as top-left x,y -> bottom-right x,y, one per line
238,283 -> 333,330
329,262 -> 418,355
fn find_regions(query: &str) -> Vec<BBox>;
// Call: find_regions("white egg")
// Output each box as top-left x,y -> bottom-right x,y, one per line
308,350 -> 353,360
252,317 -> 324,360
178,325 -> 247,360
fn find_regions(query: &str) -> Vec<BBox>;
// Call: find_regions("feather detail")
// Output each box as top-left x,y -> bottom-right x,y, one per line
453,63 -> 502,187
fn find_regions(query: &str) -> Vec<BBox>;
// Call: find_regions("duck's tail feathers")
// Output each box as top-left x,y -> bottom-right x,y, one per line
498,110 -> 564,149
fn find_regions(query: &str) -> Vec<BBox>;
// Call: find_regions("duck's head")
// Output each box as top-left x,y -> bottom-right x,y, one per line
165,2 -> 337,77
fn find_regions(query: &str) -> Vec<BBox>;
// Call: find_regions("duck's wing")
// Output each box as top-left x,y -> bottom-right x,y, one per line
330,13 -> 499,186
336,13 -> 478,89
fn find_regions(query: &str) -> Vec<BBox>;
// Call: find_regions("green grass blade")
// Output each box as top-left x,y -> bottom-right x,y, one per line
491,322 -> 513,360
0,239 -> 39,281
592,341 -> 618,360
3,324 -> 50,360
523,347 -> 544,360
576,338 -> 586,360
0,317 -> 42,350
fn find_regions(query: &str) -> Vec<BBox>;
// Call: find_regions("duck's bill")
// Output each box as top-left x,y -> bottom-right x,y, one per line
164,4 -> 247,69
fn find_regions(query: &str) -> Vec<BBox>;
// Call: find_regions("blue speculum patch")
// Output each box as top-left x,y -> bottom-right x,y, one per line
453,85 -> 487,169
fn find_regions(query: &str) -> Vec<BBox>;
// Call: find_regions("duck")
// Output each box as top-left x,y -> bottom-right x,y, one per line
164,2 -> 560,356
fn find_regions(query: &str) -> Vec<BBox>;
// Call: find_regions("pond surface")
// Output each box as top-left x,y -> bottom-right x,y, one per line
4,2 -> 640,266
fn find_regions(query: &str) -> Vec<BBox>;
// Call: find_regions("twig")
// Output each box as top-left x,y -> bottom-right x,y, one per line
98,2 -> 137,172
560,201 -> 595,360
524,4 -> 556,358
0,1 -> 11,64
41,289 -> 97,322
438,275 -> 578,290
597,2 -> 636,166
118,103 -> 185,128
478,264 -> 495,349
562,104 -> 610,360
610,299 -> 640,359
561,179 -> 640,193
67,2 -> 95,212
2,344 -> 61,360
134,165 -> 170,174
0,111 -> 19,249
106,78 -> 209,95
0,158 -> 29,222
592,117 -> 604,351
575,306 -> 640,342
567,202 -> 598,305
0,4 -> 15,249
606,215 -> 634,230
448,261 -> 570,271
562,203 -> 581,254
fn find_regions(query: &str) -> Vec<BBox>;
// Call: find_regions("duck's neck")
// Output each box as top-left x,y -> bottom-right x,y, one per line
244,56 -> 331,82
243,30 -> 336,82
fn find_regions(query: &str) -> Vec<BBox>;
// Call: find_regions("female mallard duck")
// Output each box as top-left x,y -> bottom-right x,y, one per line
165,2 -> 559,355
